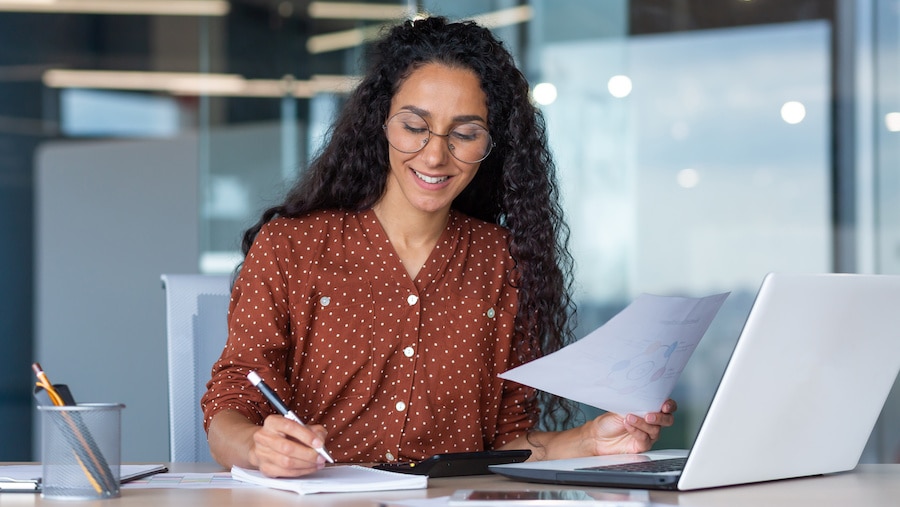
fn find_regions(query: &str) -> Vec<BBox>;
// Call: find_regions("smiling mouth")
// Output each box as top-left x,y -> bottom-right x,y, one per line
413,170 -> 449,184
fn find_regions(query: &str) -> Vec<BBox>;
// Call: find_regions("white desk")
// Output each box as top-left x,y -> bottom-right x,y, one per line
1,463 -> 898,506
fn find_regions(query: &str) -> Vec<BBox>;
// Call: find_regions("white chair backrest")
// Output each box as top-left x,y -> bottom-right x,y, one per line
161,273 -> 231,463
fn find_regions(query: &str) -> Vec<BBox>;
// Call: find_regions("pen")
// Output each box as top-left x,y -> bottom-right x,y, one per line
247,370 -> 335,463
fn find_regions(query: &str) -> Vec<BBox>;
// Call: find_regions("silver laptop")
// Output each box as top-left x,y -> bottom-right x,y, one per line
491,272 -> 900,490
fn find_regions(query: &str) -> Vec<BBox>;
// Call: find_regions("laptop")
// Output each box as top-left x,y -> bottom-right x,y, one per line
491,272 -> 900,490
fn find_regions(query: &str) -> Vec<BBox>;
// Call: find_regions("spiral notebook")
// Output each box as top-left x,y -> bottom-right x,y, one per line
231,464 -> 427,495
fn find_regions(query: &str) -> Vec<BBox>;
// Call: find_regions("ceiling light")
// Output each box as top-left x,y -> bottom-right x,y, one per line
469,5 -> 533,29
307,6 -> 534,54
0,0 -> 229,16
42,69 -> 359,98
780,101 -> 806,124
44,70 -> 245,95
885,112 -> 900,132
307,24 -> 387,54
607,75 -> 633,98
308,1 -> 412,20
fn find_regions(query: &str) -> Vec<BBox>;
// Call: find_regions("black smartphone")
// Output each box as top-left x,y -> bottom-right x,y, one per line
373,449 -> 532,477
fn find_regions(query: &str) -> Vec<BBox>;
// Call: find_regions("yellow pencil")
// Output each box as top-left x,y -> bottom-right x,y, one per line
32,362 -> 106,495
32,363 -> 65,407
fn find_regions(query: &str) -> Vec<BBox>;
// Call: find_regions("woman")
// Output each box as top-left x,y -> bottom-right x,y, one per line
201,16 -> 676,478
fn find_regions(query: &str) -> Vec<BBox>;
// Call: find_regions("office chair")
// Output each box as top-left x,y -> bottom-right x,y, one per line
161,273 -> 231,463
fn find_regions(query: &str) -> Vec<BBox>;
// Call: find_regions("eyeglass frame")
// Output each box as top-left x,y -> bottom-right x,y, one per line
382,111 -> 496,164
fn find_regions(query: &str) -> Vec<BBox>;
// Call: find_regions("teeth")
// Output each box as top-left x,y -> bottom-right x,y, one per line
414,170 -> 448,184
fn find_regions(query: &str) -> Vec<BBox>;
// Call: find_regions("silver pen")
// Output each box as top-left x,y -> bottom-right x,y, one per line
247,370 -> 335,463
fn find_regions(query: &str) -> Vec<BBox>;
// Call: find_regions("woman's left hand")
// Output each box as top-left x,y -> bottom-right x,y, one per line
583,399 -> 678,455
498,399 -> 678,461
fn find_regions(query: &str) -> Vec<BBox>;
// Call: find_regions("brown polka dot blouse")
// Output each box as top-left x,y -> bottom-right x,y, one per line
200,208 -> 537,463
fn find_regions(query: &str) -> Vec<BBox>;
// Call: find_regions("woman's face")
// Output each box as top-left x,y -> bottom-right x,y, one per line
380,62 -> 489,217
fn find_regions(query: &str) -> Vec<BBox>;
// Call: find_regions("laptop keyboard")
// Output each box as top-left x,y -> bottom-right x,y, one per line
579,457 -> 687,473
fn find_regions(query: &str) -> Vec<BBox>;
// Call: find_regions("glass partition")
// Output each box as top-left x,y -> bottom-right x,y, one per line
871,0 -> 900,463
875,0 -> 900,275
539,17 -> 832,447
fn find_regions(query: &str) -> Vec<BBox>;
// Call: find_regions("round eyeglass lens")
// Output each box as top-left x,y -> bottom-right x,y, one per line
384,112 -> 493,163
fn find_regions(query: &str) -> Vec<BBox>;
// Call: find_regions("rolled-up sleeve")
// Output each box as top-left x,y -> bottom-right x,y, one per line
200,221 -> 301,430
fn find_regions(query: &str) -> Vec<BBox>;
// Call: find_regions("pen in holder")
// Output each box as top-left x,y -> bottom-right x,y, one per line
35,385 -> 123,500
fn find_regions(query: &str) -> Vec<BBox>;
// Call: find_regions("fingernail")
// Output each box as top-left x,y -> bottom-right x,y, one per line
626,414 -> 637,424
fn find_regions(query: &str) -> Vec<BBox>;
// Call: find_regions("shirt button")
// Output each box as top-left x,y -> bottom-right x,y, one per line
407,294 -> 418,306
395,401 -> 406,411
320,296 -> 331,307
486,308 -> 496,318
403,346 -> 414,357
385,452 -> 395,461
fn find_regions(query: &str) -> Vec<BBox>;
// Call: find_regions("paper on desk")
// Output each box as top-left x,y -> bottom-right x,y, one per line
500,292 -> 729,416
121,472 -> 257,489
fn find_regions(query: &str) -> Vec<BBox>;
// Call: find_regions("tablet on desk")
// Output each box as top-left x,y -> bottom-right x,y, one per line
373,450 -> 531,477
448,489 -> 646,506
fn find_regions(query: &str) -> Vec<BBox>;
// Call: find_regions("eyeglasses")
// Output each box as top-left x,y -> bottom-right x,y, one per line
383,111 -> 494,164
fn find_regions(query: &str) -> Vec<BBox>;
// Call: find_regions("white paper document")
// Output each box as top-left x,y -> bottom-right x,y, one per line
231,464 -> 427,495
500,292 -> 729,415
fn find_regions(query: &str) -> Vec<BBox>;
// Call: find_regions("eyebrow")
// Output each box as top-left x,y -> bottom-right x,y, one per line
399,105 -> 486,124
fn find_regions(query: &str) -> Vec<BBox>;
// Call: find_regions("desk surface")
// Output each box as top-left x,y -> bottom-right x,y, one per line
2,463 -> 898,506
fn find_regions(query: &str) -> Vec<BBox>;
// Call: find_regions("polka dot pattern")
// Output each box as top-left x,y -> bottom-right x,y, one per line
200,209 -> 537,463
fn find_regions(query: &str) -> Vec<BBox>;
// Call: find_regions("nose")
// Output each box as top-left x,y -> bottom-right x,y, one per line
419,131 -> 450,167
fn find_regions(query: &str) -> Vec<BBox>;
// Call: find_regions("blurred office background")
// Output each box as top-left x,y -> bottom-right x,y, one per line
0,0 -> 897,462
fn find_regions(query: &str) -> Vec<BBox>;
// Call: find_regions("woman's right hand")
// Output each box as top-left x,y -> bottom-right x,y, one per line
207,410 -> 328,477
248,414 -> 328,477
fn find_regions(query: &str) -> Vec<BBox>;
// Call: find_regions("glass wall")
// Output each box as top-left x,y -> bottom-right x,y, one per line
535,7 -> 833,448
872,0 -> 900,463
1,0 -> 897,462
875,0 -> 900,274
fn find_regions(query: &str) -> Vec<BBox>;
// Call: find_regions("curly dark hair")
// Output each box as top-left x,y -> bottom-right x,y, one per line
241,16 -> 578,431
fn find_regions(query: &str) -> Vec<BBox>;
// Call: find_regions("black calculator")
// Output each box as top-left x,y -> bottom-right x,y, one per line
373,449 -> 532,477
